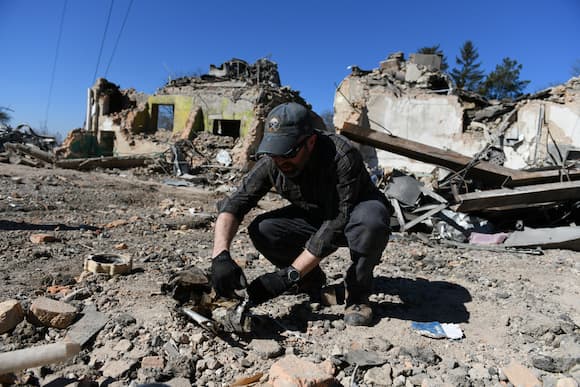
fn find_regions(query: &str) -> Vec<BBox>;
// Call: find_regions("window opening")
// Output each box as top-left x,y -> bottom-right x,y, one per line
155,104 -> 174,131
212,119 -> 240,138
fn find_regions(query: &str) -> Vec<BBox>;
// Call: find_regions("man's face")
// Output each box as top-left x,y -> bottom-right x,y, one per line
271,135 -> 316,177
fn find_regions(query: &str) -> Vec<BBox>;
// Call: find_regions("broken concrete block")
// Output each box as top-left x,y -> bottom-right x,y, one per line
409,53 -> 442,70
268,355 -> 336,386
0,299 -> 25,334
29,233 -> 56,244
28,297 -> 77,329
502,360 -> 541,387
405,63 -> 423,83
380,59 -> 400,73
141,355 -> 165,369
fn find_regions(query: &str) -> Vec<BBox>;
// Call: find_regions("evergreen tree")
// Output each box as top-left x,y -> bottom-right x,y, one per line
480,57 -> 530,100
450,40 -> 485,92
0,107 -> 11,126
417,44 -> 448,71
571,59 -> 580,77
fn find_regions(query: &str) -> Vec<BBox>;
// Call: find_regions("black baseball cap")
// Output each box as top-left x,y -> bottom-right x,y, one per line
256,102 -> 315,156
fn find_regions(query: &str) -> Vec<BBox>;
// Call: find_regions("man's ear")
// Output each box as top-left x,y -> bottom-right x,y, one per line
306,133 -> 317,150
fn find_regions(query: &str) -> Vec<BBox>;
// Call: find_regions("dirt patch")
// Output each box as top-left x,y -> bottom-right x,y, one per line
1,163 -> 579,386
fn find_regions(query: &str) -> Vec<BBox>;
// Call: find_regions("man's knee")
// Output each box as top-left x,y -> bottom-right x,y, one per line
248,214 -> 273,249
347,200 -> 390,251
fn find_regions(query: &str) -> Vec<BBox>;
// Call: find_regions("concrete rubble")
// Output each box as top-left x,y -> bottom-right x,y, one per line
1,54 -> 580,386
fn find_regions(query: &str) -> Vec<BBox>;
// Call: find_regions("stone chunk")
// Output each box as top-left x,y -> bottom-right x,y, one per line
29,233 -> 56,244
28,297 -> 77,329
502,360 -> 541,387
268,355 -> 336,386
363,364 -> 393,386
101,359 -> 137,378
0,299 -> 25,333
248,339 -> 284,359
556,377 -> 579,387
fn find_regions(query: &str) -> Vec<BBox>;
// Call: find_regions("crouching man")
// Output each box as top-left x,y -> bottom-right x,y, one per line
211,102 -> 390,326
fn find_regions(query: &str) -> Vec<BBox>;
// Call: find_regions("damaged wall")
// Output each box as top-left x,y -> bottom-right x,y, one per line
83,58 -> 308,164
335,52 -> 580,174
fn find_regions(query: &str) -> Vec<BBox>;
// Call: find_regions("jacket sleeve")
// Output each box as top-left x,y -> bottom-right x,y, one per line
305,147 -> 363,258
217,158 -> 273,221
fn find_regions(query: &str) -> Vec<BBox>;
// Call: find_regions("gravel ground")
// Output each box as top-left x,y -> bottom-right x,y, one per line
0,162 -> 579,387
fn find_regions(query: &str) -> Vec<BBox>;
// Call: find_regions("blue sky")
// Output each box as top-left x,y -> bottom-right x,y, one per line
1,0 -> 579,137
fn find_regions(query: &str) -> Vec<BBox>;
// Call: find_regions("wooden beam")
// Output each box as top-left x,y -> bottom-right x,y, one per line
452,180 -> 580,212
55,155 -> 153,170
340,123 -> 580,187
340,122 -> 516,185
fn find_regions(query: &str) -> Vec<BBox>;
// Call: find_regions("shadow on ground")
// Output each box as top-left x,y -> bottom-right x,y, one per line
373,276 -> 471,323
0,220 -> 100,232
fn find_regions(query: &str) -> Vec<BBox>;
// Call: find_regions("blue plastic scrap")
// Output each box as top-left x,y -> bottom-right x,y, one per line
411,321 -> 463,340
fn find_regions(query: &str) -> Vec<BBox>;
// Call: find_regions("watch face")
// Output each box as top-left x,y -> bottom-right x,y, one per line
288,267 -> 300,282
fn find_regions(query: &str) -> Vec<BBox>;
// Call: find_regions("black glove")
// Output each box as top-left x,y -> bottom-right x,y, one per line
211,250 -> 247,298
247,269 -> 293,304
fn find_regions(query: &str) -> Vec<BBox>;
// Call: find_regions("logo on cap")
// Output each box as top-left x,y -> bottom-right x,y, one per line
267,117 -> 280,132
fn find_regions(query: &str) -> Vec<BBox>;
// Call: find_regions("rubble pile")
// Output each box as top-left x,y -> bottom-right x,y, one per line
0,124 -> 57,165
165,58 -> 282,89
0,163 -> 579,386
1,56 -> 580,386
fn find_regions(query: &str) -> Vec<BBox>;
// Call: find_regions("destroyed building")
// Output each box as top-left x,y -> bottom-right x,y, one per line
75,58 -> 317,169
334,52 -> 580,176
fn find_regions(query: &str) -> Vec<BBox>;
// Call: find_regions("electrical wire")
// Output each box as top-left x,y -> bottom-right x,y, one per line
104,0 -> 133,77
44,0 -> 68,129
92,0 -> 115,83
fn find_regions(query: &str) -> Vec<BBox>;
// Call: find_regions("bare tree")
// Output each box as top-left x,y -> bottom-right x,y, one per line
320,109 -> 334,130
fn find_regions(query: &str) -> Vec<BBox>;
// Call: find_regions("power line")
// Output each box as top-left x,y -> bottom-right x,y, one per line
105,0 -> 133,77
44,0 -> 68,129
92,0 -> 115,83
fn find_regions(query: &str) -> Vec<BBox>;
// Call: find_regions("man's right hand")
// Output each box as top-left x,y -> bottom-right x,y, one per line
211,250 -> 247,298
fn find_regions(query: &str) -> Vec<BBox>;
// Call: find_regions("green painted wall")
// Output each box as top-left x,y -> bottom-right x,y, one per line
149,94 -> 256,137
201,97 -> 255,137
148,95 -> 193,133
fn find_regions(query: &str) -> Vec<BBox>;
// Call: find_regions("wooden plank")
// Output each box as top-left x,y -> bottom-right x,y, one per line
340,122 -> 517,185
452,180 -> 580,212
340,123 -> 580,187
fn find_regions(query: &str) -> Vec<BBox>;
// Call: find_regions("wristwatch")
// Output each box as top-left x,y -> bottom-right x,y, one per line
286,266 -> 301,283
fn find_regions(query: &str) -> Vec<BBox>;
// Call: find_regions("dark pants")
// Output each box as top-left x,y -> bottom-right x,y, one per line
248,199 -> 390,304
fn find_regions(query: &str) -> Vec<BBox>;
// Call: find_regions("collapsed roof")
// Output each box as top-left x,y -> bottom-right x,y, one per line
334,52 -> 580,178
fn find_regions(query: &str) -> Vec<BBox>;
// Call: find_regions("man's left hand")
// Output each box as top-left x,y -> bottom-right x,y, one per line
247,270 -> 292,304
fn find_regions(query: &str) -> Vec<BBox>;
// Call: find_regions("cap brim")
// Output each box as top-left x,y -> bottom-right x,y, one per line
256,133 -> 298,156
